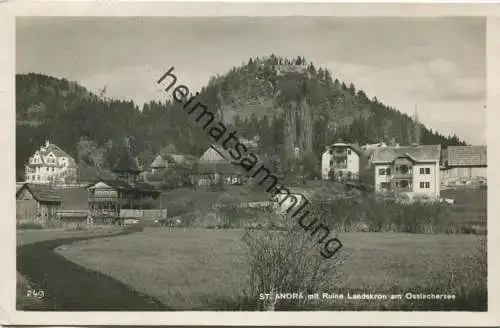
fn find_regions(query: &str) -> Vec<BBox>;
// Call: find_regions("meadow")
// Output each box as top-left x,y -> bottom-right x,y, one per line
55,228 -> 486,311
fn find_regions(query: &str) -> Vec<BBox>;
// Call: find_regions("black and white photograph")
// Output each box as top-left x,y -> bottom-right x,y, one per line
1,1 -> 499,326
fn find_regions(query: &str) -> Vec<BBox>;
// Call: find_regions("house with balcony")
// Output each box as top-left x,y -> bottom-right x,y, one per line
24,140 -> 77,185
372,144 -> 441,199
321,143 -> 367,181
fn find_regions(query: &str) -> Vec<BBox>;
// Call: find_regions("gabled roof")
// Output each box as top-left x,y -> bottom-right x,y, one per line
445,146 -> 487,167
87,179 -> 160,196
30,142 -> 76,167
16,183 -> 62,204
113,147 -> 142,173
151,155 -> 166,169
326,143 -> 365,157
151,153 -> 195,169
372,145 -> 441,164
210,144 -> 232,161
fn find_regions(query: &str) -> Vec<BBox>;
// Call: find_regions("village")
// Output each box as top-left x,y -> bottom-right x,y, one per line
13,15 -> 489,314
16,136 -> 487,230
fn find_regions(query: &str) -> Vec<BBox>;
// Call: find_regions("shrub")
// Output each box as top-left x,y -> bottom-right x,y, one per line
16,222 -> 44,230
240,213 -> 345,311
310,195 -> 456,234
167,201 -> 194,217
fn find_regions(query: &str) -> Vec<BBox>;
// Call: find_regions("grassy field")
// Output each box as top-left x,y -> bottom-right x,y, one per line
441,188 -> 487,224
56,228 -> 486,310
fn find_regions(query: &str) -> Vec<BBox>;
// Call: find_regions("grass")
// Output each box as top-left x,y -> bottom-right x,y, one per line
55,228 -> 486,311
441,188 -> 487,224
57,185 -> 271,217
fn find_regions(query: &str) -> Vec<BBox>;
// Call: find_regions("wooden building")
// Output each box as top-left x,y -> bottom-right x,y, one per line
440,145 -> 487,186
16,183 -> 62,225
193,144 -> 248,186
87,144 -> 160,224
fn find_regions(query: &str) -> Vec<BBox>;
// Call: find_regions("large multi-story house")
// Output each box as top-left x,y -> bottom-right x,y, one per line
25,140 -> 78,185
321,143 -> 367,181
371,144 -> 441,199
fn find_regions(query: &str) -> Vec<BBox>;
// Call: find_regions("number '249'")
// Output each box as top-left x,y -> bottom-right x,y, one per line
27,289 -> 45,299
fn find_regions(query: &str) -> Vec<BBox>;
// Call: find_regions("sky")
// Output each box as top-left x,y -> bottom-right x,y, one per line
16,16 -> 486,144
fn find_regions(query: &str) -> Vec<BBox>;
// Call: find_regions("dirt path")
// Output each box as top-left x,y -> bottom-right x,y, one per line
16,228 -> 170,311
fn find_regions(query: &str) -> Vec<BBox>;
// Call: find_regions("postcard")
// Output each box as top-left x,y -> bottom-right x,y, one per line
0,1 -> 499,326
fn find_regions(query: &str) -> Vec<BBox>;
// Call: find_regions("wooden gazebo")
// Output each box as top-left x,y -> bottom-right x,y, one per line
87,144 -> 160,224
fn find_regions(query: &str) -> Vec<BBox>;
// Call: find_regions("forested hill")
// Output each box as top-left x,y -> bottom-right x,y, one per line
15,57 -> 466,180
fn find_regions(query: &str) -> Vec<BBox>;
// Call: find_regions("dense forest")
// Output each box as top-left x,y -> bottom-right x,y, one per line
16,55 -> 466,181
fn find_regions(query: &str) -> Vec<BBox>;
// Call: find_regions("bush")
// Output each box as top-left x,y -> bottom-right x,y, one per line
167,201 -> 194,217
16,222 -> 44,230
240,213 -> 345,311
310,195 -> 456,234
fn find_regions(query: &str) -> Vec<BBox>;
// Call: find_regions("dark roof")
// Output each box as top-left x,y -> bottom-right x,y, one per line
87,179 -> 160,197
112,147 -> 142,173
16,183 -> 62,204
446,146 -> 487,166
327,143 -> 366,157
372,145 -> 441,163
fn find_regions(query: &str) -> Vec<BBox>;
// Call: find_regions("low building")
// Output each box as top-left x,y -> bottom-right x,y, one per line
321,143 -> 367,181
440,145 -> 487,186
24,140 -> 77,185
16,183 -> 62,224
150,153 -> 195,173
194,144 -> 247,186
372,144 -> 441,199
193,162 -> 247,186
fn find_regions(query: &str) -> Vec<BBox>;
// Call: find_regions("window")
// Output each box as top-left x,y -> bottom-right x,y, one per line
425,182 -> 430,188
420,167 -> 431,174
420,181 -> 425,188
329,149 -> 333,155
378,168 -> 386,175
400,180 -> 409,188
36,175 -> 40,181
380,182 -> 389,189
347,149 -> 352,155
386,168 -> 391,176
329,160 -> 333,166
400,165 -> 409,174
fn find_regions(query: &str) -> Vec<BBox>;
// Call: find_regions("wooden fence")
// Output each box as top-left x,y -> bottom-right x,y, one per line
120,209 -> 168,219
211,201 -> 274,209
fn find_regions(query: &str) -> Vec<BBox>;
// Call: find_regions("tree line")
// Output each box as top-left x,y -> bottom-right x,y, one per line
15,56 -> 466,181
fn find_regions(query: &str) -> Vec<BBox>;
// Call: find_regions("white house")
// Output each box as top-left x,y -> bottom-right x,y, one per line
371,144 -> 441,199
24,140 -> 77,185
321,143 -> 366,181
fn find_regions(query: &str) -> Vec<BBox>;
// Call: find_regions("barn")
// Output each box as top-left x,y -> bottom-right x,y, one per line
440,146 -> 487,187
16,183 -> 62,225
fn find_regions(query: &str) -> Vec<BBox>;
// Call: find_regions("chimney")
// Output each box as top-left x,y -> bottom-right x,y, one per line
45,140 -> 50,148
